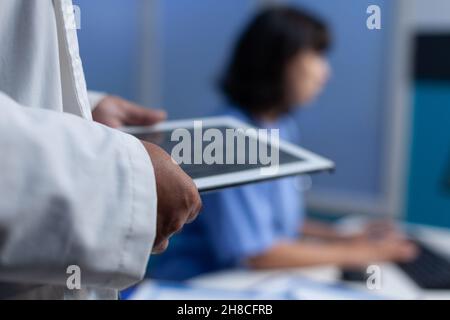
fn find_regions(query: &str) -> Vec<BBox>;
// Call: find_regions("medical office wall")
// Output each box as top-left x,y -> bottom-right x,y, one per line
75,0 -> 142,101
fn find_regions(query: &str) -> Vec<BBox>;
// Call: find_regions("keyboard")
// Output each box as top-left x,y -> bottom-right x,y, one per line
397,240 -> 450,290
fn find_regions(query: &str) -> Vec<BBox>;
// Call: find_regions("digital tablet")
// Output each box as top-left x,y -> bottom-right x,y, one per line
123,116 -> 334,193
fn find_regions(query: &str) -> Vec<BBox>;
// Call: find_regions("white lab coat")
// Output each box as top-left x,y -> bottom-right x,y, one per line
0,0 -> 157,299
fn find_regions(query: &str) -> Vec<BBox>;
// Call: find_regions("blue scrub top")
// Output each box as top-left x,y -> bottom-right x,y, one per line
150,107 -> 305,281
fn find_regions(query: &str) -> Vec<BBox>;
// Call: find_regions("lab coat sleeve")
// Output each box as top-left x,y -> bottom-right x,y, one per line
0,92 -> 157,290
87,90 -> 107,111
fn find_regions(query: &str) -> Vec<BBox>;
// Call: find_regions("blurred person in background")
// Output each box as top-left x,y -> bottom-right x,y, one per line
151,6 -> 417,281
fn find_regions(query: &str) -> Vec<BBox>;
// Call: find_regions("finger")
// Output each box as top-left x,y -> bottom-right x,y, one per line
396,242 -> 419,261
152,239 -> 170,254
124,102 -> 167,126
187,198 -> 202,224
367,223 -> 397,240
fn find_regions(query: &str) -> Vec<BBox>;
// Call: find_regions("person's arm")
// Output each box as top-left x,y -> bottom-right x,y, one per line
0,92 -> 201,290
302,219 -> 398,243
0,92 -> 155,289
246,238 -> 417,270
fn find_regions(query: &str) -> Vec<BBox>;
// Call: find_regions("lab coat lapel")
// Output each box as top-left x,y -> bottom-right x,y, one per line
53,0 -> 92,120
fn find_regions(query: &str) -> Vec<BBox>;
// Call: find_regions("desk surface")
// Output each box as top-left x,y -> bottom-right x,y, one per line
188,224 -> 450,300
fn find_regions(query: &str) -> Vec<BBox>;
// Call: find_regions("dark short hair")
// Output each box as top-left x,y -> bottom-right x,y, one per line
220,6 -> 331,114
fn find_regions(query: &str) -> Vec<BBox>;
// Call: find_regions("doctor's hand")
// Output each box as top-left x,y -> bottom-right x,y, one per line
141,141 -> 202,254
92,96 -> 167,128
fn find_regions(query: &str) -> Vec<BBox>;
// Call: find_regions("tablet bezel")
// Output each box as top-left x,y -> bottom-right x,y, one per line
123,116 -> 335,192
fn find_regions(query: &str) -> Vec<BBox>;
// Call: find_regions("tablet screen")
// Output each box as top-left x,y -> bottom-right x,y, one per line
134,126 -> 303,180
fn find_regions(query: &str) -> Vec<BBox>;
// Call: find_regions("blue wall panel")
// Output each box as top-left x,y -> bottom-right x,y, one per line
160,0 -> 259,119
75,0 -> 141,100
289,0 -> 393,197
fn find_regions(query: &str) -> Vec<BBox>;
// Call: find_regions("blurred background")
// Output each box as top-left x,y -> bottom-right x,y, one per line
74,0 -> 450,228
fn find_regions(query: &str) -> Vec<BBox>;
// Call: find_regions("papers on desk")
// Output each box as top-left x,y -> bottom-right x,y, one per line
128,276 -> 380,300
261,277 -> 380,300
228,274 -> 381,300
129,281 -> 287,300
